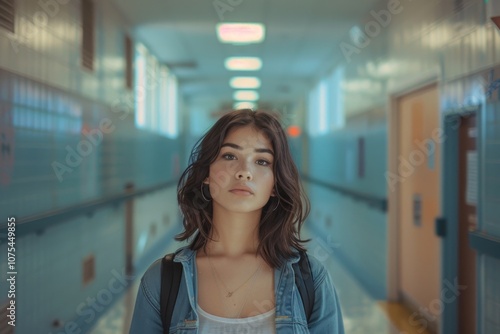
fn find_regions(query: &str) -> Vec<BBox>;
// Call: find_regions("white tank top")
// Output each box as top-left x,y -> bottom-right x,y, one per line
197,305 -> 276,334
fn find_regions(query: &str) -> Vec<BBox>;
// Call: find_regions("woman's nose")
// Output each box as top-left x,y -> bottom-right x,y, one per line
235,169 -> 252,180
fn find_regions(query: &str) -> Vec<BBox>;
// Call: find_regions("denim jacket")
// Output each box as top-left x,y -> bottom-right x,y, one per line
129,246 -> 344,333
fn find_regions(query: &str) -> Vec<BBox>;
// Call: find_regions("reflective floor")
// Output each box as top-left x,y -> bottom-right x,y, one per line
89,227 -> 422,334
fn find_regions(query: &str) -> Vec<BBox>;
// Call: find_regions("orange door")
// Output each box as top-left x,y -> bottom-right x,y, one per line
397,84 -> 441,332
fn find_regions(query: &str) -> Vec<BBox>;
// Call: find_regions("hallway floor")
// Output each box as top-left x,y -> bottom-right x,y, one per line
88,227 -> 427,334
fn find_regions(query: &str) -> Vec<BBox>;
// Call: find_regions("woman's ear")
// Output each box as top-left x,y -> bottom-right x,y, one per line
203,177 -> 209,185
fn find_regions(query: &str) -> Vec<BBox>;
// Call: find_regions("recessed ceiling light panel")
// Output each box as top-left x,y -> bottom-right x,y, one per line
229,77 -> 261,89
216,23 -> 265,44
233,90 -> 259,101
225,57 -> 262,71
233,101 -> 257,109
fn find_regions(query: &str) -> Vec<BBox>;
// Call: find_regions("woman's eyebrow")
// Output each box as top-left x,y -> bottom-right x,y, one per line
221,142 -> 274,156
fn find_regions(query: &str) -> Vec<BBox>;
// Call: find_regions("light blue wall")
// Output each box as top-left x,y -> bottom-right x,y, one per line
308,125 -> 387,197
480,100 -> 500,334
0,1 -> 183,333
0,187 -> 180,333
482,102 -> 500,238
0,68 -> 181,217
305,122 -> 388,299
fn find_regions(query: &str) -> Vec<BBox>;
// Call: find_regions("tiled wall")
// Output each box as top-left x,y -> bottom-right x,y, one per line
0,0 -> 130,105
483,101 -> 500,238
305,0 -> 499,330
0,0 -> 183,215
480,90 -> 500,334
0,205 -> 126,333
306,120 -> 388,299
0,58 -> 181,217
0,187 -> 179,333
305,181 -> 388,299
0,0 -> 182,332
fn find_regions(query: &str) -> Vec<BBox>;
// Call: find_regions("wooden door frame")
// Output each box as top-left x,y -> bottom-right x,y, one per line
441,106 -> 480,334
387,75 -> 439,304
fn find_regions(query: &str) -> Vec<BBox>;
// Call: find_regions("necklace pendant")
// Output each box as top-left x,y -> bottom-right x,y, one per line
226,292 -> 233,298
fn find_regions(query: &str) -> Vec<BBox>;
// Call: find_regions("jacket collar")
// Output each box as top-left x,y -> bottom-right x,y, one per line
173,245 -> 196,262
173,245 -> 301,265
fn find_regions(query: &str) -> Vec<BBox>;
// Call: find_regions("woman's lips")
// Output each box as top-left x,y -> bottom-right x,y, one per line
229,189 -> 253,196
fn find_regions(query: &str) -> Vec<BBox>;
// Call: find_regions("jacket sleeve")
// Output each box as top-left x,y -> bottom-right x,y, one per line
307,256 -> 345,334
129,259 -> 164,334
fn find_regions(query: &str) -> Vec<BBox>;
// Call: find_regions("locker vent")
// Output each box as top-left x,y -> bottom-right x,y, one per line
81,0 -> 95,71
125,35 -> 133,89
0,0 -> 15,33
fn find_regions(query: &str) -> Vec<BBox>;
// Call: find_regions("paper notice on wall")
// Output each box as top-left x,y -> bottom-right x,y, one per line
466,151 -> 478,206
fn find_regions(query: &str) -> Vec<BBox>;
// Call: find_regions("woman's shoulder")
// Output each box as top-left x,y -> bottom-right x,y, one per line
303,252 -> 331,288
139,258 -> 163,300
139,248 -> 188,298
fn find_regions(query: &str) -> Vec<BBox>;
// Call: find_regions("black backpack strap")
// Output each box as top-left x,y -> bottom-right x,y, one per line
292,250 -> 315,323
160,253 -> 183,334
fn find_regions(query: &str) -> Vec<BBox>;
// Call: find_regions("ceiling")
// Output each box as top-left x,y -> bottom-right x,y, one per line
109,0 -> 383,109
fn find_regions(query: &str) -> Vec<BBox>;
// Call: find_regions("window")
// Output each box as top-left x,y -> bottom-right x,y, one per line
166,74 -> 178,138
134,43 -> 179,138
135,44 -> 147,128
308,66 -> 345,135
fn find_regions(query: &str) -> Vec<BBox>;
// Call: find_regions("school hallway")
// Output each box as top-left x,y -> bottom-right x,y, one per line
1,0 -> 500,333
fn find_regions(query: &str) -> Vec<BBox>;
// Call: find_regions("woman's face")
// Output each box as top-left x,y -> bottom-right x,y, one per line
205,125 -> 276,214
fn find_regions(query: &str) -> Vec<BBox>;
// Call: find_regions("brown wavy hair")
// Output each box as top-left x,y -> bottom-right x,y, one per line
175,109 -> 310,268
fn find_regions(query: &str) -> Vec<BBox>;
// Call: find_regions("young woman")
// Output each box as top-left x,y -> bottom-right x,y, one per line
129,109 -> 344,333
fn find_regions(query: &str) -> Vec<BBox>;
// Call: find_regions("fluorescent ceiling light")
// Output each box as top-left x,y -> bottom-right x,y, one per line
233,90 -> 259,101
230,77 -> 261,89
216,23 -> 265,44
233,101 -> 257,109
341,79 -> 382,94
225,57 -> 262,71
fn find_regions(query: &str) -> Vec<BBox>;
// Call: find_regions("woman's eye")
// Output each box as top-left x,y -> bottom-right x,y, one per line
257,160 -> 271,166
222,153 -> 236,160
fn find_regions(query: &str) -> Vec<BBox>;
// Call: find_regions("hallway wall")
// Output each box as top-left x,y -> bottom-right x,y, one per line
0,1 -> 183,332
305,0 -> 500,331
306,114 -> 388,299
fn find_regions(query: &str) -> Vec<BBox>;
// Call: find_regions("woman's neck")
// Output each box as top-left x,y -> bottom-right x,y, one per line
205,206 -> 262,258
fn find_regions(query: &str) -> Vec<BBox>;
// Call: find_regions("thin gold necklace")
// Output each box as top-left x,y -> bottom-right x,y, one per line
207,250 -> 263,298
208,253 -> 263,318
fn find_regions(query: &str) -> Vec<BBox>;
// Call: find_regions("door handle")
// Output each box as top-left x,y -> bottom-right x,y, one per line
435,217 -> 446,237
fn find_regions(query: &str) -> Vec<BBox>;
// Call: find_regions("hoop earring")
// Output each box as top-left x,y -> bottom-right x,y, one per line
201,183 -> 211,201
